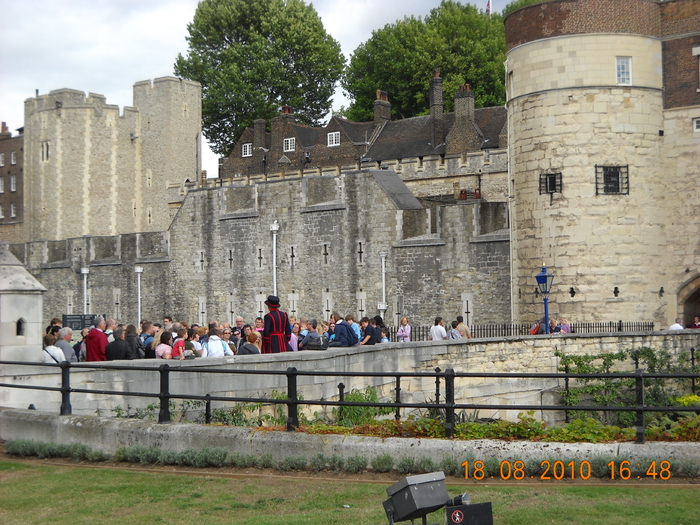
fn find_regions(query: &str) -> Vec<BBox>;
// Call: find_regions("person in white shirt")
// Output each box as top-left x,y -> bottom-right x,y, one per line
42,334 -> 66,364
668,318 -> 684,331
201,328 -> 234,357
429,317 -> 447,341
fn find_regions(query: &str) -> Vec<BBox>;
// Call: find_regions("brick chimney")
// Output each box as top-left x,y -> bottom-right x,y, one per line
373,90 -> 391,126
253,118 -> 266,150
0,122 -> 10,140
446,84 -> 481,154
454,84 -> 475,121
430,69 -> 444,147
271,105 -> 296,162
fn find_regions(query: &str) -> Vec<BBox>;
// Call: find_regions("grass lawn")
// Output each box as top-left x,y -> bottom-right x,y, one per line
0,460 -> 698,524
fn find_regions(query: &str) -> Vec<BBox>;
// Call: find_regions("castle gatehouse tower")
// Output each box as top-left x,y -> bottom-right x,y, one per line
505,0 -> 700,327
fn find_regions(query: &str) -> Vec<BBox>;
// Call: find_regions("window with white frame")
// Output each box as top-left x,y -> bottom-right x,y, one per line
10,151 -> 16,165
242,142 -> 252,157
0,153 -> 4,166
0,177 -> 3,193
694,118 -> 700,132
0,205 -> 4,218
327,131 -> 340,147
283,137 -> 296,152
616,57 -> 632,85
10,175 -> 16,192
10,203 -> 16,217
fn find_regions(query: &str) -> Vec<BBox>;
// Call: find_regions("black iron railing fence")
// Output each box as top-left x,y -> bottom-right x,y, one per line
0,351 -> 697,444
387,321 -> 656,341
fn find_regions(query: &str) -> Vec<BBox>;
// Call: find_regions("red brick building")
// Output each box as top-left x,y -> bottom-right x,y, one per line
0,122 -> 23,228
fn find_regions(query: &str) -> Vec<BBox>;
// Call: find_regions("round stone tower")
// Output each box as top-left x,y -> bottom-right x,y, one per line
505,0 -> 669,325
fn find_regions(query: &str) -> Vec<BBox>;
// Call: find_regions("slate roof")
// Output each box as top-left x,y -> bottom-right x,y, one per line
368,170 -> 424,210
334,118 -> 374,144
289,123 -> 322,148
365,107 -> 506,162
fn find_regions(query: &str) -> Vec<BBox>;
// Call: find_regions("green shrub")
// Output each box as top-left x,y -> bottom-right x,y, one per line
440,456 -> 462,477
674,395 -> 700,407
139,447 -> 161,465
396,456 -> 417,475
230,453 -> 255,468
415,457 -> 437,474
69,443 -> 90,461
277,456 -> 307,472
371,454 -> 394,473
483,457 -> 500,478
178,448 -> 199,467
86,449 -> 110,462
310,453 -> 328,472
6,440 -> 37,457
158,449 -> 180,466
254,453 -> 276,470
345,455 -> 368,474
327,454 -> 345,473
332,386 -> 393,427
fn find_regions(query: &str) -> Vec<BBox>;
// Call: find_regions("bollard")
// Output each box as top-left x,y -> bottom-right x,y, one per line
205,393 -> 212,424
158,364 -> 171,424
434,367 -> 441,405
286,367 -> 299,431
59,361 -> 72,416
394,376 -> 401,421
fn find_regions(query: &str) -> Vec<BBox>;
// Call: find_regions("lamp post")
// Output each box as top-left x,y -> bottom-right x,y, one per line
535,266 -> 554,334
80,267 -> 90,314
378,252 -> 388,318
135,266 -> 144,325
270,220 -> 280,296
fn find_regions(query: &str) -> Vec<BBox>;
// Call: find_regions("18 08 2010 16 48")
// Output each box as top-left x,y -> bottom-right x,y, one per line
461,460 -> 672,481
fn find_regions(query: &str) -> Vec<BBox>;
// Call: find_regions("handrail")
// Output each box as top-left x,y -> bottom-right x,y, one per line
1,359 -> 698,444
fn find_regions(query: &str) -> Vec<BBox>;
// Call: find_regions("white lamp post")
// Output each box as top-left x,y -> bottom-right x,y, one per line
135,266 -> 144,325
270,220 -> 280,296
80,267 -> 90,314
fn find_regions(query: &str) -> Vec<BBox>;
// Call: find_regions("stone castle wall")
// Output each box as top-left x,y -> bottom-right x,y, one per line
20,77 -> 201,243
11,170 -> 511,328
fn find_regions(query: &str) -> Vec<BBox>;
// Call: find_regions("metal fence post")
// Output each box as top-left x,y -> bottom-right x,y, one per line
158,364 -> 171,424
59,361 -> 72,416
434,367 -> 441,405
205,393 -> 212,424
394,375 -> 402,421
564,364 -> 570,424
691,348 -> 696,395
444,368 -> 455,438
635,368 -> 645,444
286,367 -> 299,431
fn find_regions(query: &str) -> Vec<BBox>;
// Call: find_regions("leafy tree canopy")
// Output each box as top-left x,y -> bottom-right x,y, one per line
174,0 -> 345,155
341,1 -> 506,122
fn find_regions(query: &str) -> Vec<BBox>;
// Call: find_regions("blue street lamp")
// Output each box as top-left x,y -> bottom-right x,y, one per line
535,266 -> 554,334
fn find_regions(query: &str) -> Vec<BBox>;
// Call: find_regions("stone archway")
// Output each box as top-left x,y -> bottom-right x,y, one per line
677,275 -> 700,328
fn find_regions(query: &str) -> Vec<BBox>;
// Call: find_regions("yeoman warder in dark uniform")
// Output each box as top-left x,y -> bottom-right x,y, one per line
262,295 -> 291,354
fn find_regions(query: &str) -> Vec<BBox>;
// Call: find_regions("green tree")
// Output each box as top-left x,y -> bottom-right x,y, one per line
342,1 -> 505,122
174,0 -> 345,155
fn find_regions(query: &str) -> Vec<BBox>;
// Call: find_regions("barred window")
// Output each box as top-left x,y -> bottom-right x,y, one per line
242,142 -> 252,157
596,165 -> 629,195
539,172 -> 562,194
283,137 -> 296,152
327,131 -> 340,147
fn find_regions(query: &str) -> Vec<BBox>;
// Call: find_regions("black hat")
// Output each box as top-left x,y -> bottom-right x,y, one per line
265,295 -> 280,308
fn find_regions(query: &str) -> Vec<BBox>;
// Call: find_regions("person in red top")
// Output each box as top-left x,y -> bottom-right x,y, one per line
171,328 -> 187,360
85,316 -> 108,362
262,295 -> 291,354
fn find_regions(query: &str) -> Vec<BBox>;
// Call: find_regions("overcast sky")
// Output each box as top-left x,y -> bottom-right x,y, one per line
0,0 -> 509,176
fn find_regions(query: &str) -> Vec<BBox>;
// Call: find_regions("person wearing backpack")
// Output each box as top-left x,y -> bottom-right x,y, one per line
298,319 -> 322,350
328,312 -> 357,347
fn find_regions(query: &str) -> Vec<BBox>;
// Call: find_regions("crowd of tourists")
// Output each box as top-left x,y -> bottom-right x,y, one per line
40,295 -> 448,363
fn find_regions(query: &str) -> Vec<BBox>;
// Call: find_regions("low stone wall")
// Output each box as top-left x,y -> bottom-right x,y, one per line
1,408 -> 697,469
1,331 -> 698,424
